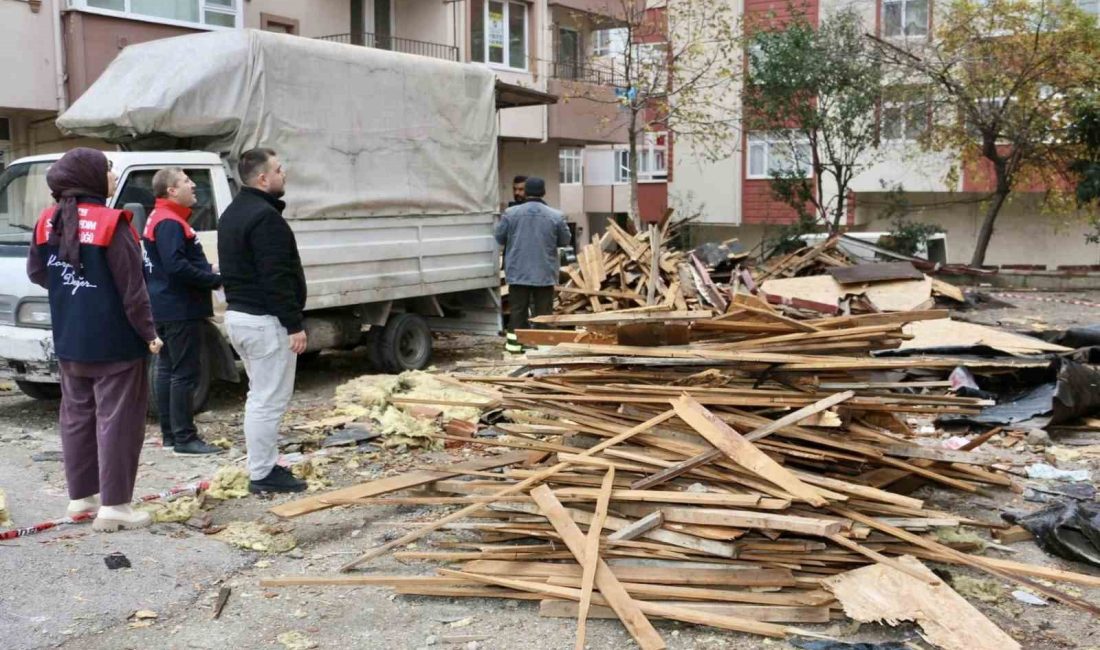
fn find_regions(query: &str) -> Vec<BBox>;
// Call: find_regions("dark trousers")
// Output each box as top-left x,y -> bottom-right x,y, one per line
154,320 -> 202,445
59,359 -> 148,506
509,285 -> 554,331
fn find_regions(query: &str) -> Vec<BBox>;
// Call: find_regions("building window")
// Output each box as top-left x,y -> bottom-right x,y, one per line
611,134 -> 668,184
614,149 -> 630,184
260,13 -> 299,35
591,27 -> 628,57
79,0 -> 239,29
883,0 -> 928,37
881,100 -> 928,141
557,28 -> 582,80
560,148 -> 583,185
746,133 -> 812,180
639,132 -> 668,181
470,0 -> 527,70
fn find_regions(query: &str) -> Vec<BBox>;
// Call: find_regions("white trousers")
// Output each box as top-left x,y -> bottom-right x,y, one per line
224,311 -> 297,480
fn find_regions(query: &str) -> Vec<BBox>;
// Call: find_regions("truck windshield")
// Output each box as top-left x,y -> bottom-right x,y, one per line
0,161 -> 54,242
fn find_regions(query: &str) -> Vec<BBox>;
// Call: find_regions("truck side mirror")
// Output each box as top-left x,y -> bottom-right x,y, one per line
125,202 -> 148,236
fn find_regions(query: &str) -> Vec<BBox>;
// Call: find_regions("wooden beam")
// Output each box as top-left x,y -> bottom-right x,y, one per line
576,468 -> 615,650
671,395 -> 829,507
530,485 -> 666,650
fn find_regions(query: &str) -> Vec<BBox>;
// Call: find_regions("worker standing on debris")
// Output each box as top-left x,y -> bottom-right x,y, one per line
218,148 -> 308,494
508,175 -> 528,208
142,168 -> 224,456
26,148 -> 163,532
494,176 -> 571,353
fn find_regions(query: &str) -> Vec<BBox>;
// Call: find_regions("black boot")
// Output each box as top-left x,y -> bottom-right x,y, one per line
249,466 -> 307,494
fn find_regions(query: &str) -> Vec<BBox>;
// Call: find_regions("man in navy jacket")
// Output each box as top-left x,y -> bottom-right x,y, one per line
142,167 -> 223,455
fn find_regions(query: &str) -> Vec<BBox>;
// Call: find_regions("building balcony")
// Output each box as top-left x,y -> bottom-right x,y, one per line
316,32 -> 458,62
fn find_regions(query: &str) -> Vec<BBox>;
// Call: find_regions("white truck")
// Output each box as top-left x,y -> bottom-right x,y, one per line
0,29 -> 548,405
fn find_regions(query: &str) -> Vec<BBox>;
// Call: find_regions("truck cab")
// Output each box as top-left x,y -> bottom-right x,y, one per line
0,151 -> 233,400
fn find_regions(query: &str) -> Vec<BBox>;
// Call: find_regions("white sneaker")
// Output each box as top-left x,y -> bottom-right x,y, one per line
92,504 -> 152,532
66,494 -> 101,516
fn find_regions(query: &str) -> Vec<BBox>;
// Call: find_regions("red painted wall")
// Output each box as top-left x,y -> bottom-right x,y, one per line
638,182 -> 669,223
740,0 -> 819,225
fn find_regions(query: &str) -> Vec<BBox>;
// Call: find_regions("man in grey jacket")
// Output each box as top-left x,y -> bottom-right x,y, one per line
494,177 -> 571,353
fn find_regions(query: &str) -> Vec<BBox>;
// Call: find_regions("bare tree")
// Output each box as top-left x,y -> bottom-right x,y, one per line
556,0 -> 739,228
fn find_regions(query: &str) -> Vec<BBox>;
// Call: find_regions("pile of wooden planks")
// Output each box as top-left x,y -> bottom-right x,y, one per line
263,306 -> 1097,648
555,218 -> 728,316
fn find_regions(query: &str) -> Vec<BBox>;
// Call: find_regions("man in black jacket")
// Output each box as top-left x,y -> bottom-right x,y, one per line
143,167 -> 223,455
217,148 -> 307,493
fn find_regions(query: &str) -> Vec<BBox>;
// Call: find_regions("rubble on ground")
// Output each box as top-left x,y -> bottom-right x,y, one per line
239,232 -> 1100,648
215,521 -> 297,553
206,466 -> 250,500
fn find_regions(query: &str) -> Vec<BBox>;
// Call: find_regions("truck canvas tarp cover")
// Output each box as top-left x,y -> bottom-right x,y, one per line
56,29 -> 498,222
57,30 -> 501,311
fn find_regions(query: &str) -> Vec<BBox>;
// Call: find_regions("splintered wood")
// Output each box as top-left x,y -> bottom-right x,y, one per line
554,218 -> 710,315
264,262 -> 1097,647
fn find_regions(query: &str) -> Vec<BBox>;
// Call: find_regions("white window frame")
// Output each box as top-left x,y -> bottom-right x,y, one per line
882,0 -> 928,38
880,100 -> 928,142
612,134 -> 668,184
591,27 -> 628,57
746,132 -> 812,180
559,147 -> 583,185
68,0 -> 241,31
473,0 -> 529,71
638,132 -> 667,182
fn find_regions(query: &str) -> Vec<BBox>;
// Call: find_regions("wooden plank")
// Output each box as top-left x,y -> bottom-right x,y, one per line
530,485 -> 666,650
338,410 -> 677,571
631,391 -> 855,491
545,576 -> 835,607
443,569 -> 789,638
539,599 -> 830,623
657,507 -> 843,536
607,511 -> 664,542
270,452 -> 528,519
461,560 -> 797,587
530,310 -> 713,326
514,329 -> 594,346
828,262 -> 924,285
576,468 -> 615,650
670,395 -> 829,507
823,556 -> 1020,650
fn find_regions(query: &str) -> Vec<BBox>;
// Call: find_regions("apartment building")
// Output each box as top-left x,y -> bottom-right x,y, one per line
670,0 -> 1100,267
0,0 -> 660,242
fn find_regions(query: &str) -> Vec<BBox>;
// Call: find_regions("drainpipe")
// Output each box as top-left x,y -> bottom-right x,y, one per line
51,0 -> 68,114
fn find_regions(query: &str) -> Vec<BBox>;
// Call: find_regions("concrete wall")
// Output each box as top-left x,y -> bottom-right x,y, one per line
245,0 -> 347,37
499,140 -> 561,209
394,0 -> 452,45
855,192 -> 1100,267
0,0 -> 59,113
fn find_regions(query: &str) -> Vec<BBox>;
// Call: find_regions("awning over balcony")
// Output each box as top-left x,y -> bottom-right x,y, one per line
495,81 -> 558,109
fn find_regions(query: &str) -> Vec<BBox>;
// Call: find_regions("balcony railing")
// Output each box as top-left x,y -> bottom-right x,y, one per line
548,59 -> 623,86
316,33 -> 459,62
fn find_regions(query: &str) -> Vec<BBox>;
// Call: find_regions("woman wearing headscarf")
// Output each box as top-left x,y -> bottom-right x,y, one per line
26,147 -> 163,532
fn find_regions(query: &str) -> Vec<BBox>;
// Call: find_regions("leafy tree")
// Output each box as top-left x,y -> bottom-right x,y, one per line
744,8 -> 885,232
872,0 -> 1100,266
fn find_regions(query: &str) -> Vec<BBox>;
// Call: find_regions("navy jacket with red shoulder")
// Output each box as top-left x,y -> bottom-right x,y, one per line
142,198 -> 222,323
32,203 -> 149,363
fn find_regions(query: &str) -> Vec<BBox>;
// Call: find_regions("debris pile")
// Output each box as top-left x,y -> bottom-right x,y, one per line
333,371 -> 487,449
554,219 -> 728,315
260,299 -> 1100,648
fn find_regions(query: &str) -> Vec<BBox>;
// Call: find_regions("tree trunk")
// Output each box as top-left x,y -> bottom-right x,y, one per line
970,188 -> 1009,268
628,122 -> 642,231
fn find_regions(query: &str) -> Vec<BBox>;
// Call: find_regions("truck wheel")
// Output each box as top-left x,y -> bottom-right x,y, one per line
146,348 -> 212,418
15,380 -> 61,400
378,313 -> 432,373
